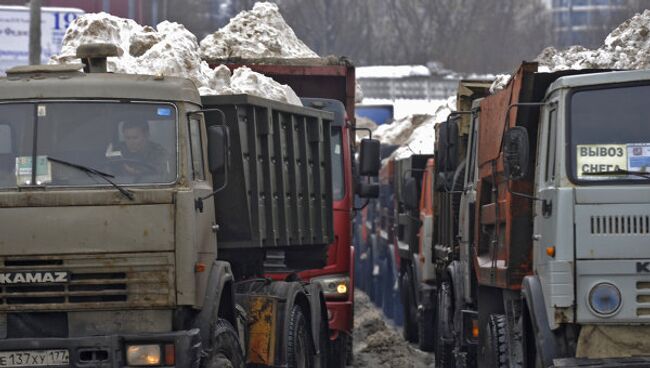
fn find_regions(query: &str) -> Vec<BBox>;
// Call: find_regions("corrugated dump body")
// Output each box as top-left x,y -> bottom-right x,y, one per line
201,95 -> 334,255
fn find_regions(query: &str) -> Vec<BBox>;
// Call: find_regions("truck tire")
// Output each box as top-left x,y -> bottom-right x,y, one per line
201,319 -> 245,368
435,281 -> 455,368
287,305 -> 315,368
417,306 -> 436,352
327,333 -> 348,368
484,314 -> 510,368
400,268 -> 418,343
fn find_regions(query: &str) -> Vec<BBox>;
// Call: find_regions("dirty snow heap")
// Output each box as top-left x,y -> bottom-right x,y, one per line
370,97 -> 453,160
200,2 -> 318,60
537,10 -> 650,71
49,11 -> 301,104
491,10 -> 650,94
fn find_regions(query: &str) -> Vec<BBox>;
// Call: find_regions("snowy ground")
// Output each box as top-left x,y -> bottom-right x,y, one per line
352,291 -> 434,368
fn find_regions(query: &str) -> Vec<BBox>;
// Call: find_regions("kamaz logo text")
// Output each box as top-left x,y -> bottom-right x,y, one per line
637,262 -> 650,273
0,272 -> 69,284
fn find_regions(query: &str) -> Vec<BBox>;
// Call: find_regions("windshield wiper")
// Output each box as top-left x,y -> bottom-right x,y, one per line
47,157 -> 135,200
582,168 -> 650,179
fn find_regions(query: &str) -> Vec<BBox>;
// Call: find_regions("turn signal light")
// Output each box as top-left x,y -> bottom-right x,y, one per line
472,321 -> 479,338
546,246 -> 556,257
164,344 -> 175,365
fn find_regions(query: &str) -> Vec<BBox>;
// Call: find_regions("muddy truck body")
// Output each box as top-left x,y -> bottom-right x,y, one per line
0,46 -> 352,368
430,63 -> 650,367
204,56 -> 381,367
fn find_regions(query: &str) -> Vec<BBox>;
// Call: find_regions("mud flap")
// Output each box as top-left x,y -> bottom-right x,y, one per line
522,275 -> 559,368
305,282 -> 327,364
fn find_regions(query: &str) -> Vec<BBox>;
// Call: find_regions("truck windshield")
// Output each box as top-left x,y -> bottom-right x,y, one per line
0,101 -> 177,189
570,84 -> 650,183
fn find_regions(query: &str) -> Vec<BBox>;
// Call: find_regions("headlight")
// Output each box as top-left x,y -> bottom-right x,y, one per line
126,344 -> 161,366
313,274 -> 350,299
588,282 -> 622,316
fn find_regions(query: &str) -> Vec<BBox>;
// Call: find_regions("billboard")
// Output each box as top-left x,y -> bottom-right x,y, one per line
0,6 -> 84,74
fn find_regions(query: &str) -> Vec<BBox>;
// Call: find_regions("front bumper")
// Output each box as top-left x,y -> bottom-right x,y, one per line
0,329 -> 200,368
326,300 -> 353,334
554,357 -> 650,367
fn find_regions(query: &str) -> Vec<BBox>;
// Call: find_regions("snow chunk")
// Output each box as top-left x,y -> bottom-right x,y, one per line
50,12 -> 303,104
489,74 -> 511,94
229,66 -> 302,105
536,10 -> 650,71
200,2 -> 318,59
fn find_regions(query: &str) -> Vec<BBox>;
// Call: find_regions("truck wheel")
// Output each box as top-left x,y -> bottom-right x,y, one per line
400,269 -> 418,343
484,314 -> 509,368
345,334 -> 353,365
382,263 -> 395,319
435,281 -> 455,368
201,319 -> 245,368
417,305 -> 436,352
287,305 -> 315,368
327,333 -> 348,368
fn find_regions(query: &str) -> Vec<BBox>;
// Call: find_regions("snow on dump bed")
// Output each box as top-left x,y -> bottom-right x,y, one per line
491,10 -> 650,94
50,12 -> 301,104
200,2 -> 318,60
537,10 -> 650,71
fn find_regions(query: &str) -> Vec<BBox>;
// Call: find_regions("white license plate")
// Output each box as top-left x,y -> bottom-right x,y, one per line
0,350 -> 69,367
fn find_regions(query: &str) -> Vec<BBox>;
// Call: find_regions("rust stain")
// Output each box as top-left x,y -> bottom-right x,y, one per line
246,296 -> 276,365
143,229 -> 149,237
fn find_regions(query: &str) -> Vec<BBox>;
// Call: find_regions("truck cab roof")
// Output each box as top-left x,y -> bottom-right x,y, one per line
547,69 -> 650,96
0,66 -> 201,105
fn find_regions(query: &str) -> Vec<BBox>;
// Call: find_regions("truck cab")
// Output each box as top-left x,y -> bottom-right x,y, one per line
0,46 -> 336,368
530,69 -> 650,363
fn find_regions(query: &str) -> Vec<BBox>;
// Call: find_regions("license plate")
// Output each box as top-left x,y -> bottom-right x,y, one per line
0,350 -> 69,367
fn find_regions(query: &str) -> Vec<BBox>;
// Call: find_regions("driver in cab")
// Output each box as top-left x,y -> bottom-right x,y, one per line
111,121 -> 170,178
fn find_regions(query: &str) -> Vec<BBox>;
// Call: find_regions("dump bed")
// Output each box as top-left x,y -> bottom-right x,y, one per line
201,94 -> 334,269
204,57 -> 356,122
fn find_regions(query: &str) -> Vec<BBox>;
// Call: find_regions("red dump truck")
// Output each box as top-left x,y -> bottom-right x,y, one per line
204,57 -> 379,367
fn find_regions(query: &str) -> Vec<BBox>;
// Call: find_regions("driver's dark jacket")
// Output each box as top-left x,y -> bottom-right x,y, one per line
114,142 -> 171,176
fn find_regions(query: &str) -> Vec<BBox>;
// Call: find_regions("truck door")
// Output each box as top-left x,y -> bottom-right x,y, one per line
533,100 -> 573,327
189,116 -> 218,260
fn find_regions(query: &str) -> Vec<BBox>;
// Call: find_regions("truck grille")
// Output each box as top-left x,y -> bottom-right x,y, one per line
590,215 -> 650,235
637,281 -> 650,317
0,254 -> 175,311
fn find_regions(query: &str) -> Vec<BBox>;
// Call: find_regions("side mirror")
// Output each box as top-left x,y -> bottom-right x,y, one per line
357,182 -> 379,198
207,125 -> 229,173
503,126 -> 529,180
436,119 -> 459,173
403,177 -> 418,210
359,138 -> 380,177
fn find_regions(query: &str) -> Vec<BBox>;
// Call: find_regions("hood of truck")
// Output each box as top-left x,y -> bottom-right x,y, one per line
0,189 -> 175,255
574,186 -> 650,260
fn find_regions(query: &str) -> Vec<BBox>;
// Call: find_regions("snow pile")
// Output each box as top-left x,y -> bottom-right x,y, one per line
536,10 -> 650,71
227,66 -> 301,105
353,291 -> 433,368
356,65 -> 431,79
50,12 -> 302,104
489,74 -> 512,94
200,2 -> 318,59
391,96 -> 456,160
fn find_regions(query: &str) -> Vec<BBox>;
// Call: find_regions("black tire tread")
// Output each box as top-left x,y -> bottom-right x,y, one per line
287,305 -> 314,368
201,318 -> 245,368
